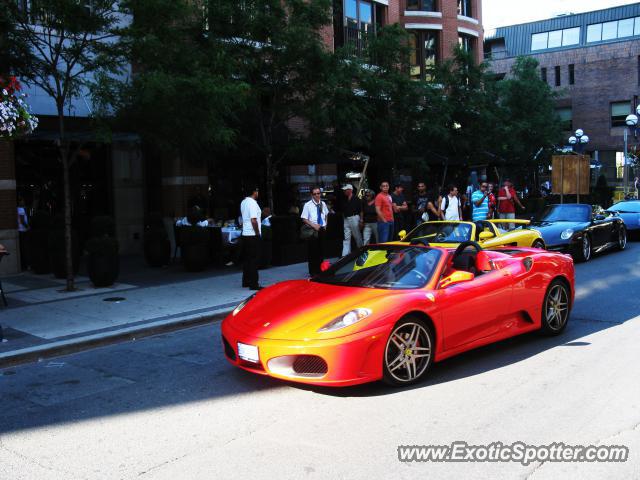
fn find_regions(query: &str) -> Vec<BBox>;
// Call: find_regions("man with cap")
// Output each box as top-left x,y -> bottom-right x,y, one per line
341,184 -> 363,256
240,186 -> 262,290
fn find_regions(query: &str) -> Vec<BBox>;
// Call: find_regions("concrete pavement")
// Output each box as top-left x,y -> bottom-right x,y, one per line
0,261 -> 310,367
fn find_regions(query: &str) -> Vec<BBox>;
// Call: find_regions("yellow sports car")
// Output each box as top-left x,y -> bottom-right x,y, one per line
392,220 -> 546,249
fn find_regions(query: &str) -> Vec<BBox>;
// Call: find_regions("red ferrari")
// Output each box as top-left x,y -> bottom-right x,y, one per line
221,241 -> 574,387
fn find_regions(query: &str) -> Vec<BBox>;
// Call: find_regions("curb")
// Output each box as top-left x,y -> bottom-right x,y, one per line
0,309 -> 233,369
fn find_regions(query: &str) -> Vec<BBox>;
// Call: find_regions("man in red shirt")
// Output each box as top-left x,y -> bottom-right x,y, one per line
497,179 -> 525,229
375,181 -> 394,243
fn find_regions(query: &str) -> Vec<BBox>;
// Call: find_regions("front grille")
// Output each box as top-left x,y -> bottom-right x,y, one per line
292,355 -> 328,376
222,336 -> 236,361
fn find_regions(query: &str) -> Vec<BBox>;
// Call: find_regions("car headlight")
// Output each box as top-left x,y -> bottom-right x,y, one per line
232,294 -> 255,316
317,308 -> 372,332
560,228 -> 574,240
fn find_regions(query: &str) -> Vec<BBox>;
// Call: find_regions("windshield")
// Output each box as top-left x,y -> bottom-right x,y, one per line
313,246 -> 442,290
404,222 -> 472,244
538,204 -> 591,223
607,201 -> 640,213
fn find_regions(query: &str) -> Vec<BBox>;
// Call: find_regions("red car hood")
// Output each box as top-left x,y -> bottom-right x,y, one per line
225,279 -> 397,340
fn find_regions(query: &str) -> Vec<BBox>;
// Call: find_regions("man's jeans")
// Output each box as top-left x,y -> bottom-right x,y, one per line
377,221 -> 394,243
342,215 -> 363,256
499,212 -> 516,230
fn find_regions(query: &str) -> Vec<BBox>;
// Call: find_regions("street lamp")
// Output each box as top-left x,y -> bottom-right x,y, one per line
624,105 -> 640,196
568,128 -> 589,154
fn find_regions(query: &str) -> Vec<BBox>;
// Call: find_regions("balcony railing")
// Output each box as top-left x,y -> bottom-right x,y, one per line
342,26 -> 373,59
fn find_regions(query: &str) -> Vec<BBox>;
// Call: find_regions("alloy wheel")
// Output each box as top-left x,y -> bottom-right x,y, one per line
618,227 -> 627,250
582,235 -> 591,261
544,284 -> 569,332
384,322 -> 432,384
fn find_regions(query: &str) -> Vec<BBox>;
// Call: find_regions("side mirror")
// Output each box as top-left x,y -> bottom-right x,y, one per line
320,260 -> 331,272
398,230 -> 407,240
595,214 -> 606,221
438,270 -> 475,289
479,231 -> 494,241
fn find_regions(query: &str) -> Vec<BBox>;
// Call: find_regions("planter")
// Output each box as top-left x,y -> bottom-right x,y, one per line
179,227 -> 211,272
87,250 -> 120,287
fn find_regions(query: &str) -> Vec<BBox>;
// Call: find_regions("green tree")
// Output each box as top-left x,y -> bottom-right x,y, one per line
210,0 -> 333,212
6,1 -> 126,291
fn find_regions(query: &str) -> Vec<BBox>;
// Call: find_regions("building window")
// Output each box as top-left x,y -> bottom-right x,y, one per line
611,101 -> 631,127
555,107 -> 573,131
406,0 -> 437,12
458,34 -> 474,55
531,27 -> 580,51
616,152 -> 625,179
568,64 -> 575,85
409,30 -> 439,81
541,67 -> 547,83
343,0 -> 380,54
346,0 -> 373,33
587,17 -> 640,43
457,0 -> 471,17
554,66 -> 561,87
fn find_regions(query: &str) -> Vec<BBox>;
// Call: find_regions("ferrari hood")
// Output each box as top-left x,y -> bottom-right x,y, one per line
226,279 -> 400,340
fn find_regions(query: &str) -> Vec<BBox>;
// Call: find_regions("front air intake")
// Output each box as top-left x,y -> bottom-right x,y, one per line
292,355 -> 329,376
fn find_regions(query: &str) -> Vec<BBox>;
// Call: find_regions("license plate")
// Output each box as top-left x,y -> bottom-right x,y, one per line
237,342 -> 259,363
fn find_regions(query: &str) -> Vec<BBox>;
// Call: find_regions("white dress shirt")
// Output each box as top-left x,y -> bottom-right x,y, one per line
240,196 -> 262,236
301,199 -> 328,227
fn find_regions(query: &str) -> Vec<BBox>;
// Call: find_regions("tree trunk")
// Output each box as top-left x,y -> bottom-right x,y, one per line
57,105 -> 74,291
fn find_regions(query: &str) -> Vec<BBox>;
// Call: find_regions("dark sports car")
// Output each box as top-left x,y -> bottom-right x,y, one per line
530,204 -> 627,262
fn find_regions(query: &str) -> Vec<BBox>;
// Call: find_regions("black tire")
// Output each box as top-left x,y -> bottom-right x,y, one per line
540,279 -> 570,335
382,316 -> 434,387
531,239 -> 545,249
574,234 -> 591,262
615,225 -> 627,251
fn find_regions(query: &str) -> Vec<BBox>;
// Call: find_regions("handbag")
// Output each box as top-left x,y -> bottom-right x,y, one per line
300,223 -> 318,239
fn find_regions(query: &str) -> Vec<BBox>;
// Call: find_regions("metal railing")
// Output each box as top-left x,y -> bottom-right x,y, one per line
342,26 -> 373,59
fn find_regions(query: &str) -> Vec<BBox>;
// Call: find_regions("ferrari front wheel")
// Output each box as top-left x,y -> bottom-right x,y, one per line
382,317 -> 434,386
540,280 -> 570,335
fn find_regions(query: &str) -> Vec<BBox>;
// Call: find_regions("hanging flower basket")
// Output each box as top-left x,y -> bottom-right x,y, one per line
0,76 -> 38,139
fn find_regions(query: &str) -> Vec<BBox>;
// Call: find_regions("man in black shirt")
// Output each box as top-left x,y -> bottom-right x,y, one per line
341,184 -> 363,256
414,181 -> 439,225
391,184 -> 409,238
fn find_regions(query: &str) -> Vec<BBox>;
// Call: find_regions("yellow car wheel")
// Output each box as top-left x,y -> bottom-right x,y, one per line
532,239 -> 545,249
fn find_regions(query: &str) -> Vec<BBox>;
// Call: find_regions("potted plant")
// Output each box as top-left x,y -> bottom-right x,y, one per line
143,213 -> 170,267
85,216 -> 119,287
179,226 -> 210,272
26,210 -> 52,274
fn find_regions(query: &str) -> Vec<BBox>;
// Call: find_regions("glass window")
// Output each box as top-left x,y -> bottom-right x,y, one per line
458,34 -> 473,54
424,31 -> 438,68
541,67 -> 547,83
409,30 -> 439,81
407,0 -> 436,12
346,0 -> 357,20
616,152 -> 625,179
554,65 -> 561,87
457,0 -> 471,17
547,30 -> 562,48
409,33 -> 420,80
602,21 -> 618,40
611,101 -> 631,127
360,0 -> 372,31
569,64 -> 575,85
587,23 -> 602,42
618,18 -> 634,37
555,107 -> 572,131
562,27 -> 580,46
635,17 -> 640,36
531,32 -> 548,51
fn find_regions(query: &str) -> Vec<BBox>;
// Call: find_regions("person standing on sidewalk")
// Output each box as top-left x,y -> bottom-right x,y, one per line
497,179 -> 525,229
301,187 -> 328,275
341,184 -> 363,256
362,190 -> 378,245
414,181 -> 438,225
440,185 -> 462,221
240,186 -> 262,290
17,197 -> 29,271
375,181 -> 394,243
391,184 -> 409,238
471,182 -> 490,221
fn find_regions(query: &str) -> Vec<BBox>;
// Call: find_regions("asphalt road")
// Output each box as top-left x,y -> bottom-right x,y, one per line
2,243 -> 640,480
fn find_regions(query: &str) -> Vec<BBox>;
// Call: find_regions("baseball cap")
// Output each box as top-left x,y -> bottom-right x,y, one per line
342,184 -> 354,190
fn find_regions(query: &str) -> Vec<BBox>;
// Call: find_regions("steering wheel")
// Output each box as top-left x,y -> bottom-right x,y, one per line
453,240 -> 483,258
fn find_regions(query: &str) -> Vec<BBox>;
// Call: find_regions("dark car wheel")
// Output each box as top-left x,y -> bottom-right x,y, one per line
382,317 -> 434,387
574,234 -> 591,262
540,279 -> 570,335
532,239 -> 545,249
616,226 -> 627,250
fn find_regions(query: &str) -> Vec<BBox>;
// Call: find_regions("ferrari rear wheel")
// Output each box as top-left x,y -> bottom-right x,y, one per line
540,280 -> 570,335
382,317 -> 434,386
531,239 -> 545,249
574,234 -> 591,262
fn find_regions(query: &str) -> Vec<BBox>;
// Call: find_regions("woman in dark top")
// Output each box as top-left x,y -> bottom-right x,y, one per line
362,190 -> 378,245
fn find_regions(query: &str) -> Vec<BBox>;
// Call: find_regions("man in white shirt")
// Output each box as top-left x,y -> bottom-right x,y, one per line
301,186 -> 329,275
240,186 -> 262,290
440,184 -> 462,221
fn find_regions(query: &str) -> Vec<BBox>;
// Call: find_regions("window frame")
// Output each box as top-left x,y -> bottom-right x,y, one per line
611,101 -> 631,128
409,30 -> 440,81
457,0 -> 472,18
554,65 -> 561,87
406,0 -> 438,12
568,64 -> 575,85
541,67 -> 547,83
555,107 -> 573,131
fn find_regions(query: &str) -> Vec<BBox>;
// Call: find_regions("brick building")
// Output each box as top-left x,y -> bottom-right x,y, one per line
485,3 -> 640,190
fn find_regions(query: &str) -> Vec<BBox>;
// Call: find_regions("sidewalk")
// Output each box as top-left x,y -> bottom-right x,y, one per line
0,260 -> 310,368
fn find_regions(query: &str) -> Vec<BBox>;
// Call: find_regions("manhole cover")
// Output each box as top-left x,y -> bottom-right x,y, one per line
103,297 -> 126,303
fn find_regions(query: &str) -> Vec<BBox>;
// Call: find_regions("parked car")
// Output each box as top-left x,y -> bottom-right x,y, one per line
606,200 -> 640,237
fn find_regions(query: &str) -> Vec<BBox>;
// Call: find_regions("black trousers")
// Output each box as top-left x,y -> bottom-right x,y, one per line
242,235 -> 261,287
19,231 -> 27,271
307,228 -> 325,276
